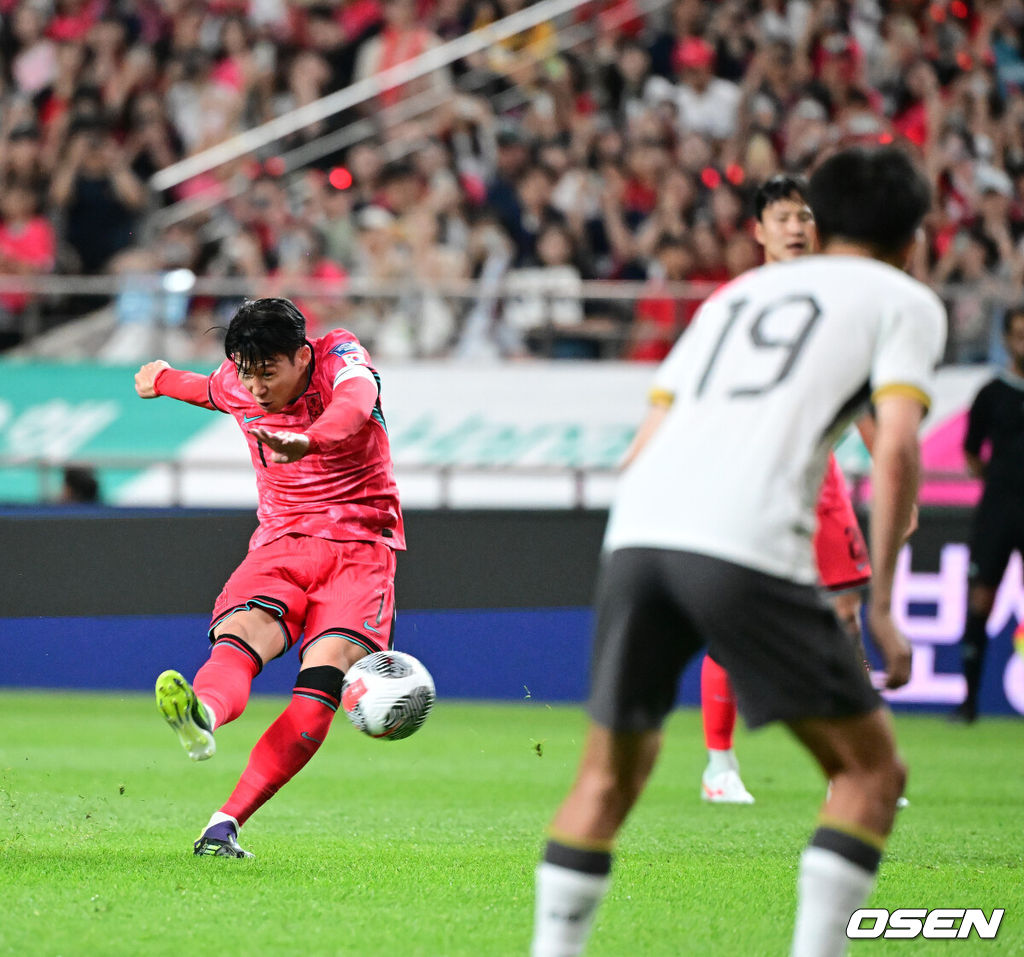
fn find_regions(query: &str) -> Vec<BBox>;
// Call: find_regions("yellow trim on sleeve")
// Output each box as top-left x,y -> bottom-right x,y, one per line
817,815 -> 887,852
871,383 -> 931,410
648,388 -> 675,408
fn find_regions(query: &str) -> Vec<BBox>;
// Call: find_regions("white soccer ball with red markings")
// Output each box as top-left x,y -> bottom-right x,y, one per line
341,651 -> 435,740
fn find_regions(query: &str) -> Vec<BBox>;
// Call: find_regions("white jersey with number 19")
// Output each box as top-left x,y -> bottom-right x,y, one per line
604,255 -> 947,584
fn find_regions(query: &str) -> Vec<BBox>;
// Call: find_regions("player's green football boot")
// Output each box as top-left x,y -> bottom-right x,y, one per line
155,670 -> 216,761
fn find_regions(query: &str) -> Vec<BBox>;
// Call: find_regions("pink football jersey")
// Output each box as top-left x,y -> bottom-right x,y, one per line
207,329 -> 405,551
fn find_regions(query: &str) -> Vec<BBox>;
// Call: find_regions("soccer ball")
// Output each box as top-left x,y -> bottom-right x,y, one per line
341,651 -> 435,740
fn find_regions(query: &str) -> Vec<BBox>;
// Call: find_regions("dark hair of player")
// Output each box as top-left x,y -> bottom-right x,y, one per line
753,174 -> 809,220
62,466 -> 100,503
224,298 -> 308,373
807,146 -> 931,258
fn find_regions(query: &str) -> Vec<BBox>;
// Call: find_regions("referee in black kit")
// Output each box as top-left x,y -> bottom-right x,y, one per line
951,306 -> 1024,723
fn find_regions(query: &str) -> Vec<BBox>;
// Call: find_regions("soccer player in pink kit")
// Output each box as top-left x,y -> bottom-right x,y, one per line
134,297 -> 404,857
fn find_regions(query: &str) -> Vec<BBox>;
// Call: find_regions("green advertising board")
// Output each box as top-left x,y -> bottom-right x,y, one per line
0,361 -> 215,504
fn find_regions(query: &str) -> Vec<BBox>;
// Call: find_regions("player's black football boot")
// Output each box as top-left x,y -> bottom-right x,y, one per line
193,820 -> 254,858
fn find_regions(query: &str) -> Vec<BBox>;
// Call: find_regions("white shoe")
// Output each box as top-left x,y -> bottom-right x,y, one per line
701,769 -> 755,804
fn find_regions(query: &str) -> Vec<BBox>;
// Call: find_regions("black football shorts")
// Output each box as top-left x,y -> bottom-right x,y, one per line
968,492 -> 1024,588
587,547 -> 881,732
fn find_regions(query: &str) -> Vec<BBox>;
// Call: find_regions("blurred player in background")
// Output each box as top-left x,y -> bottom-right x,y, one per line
950,306 -> 1024,723
134,297 -> 404,857
531,147 -> 945,957
621,176 -> 874,804
701,176 -> 872,803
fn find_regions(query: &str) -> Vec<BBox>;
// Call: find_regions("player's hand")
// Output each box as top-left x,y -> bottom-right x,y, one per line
135,359 -> 171,398
830,590 -> 862,641
866,604 -> 913,690
248,426 -> 311,464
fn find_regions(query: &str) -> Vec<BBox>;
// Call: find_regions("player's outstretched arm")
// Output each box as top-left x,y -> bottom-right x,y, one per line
249,375 -> 379,465
867,393 -> 926,689
135,360 -> 217,409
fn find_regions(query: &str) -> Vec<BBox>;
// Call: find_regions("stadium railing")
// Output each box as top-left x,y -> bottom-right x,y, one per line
0,451 -> 976,511
0,273 -> 1011,364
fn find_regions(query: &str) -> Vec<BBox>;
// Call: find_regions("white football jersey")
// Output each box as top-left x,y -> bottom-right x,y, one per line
604,255 -> 947,582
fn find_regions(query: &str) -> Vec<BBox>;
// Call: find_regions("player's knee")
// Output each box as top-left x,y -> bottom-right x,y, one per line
575,767 -> 636,820
295,664 -> 345,700
850,752 -> 906,806
212,633 -> 265,675
214,609 -> 285,661
576,759 -> 653,815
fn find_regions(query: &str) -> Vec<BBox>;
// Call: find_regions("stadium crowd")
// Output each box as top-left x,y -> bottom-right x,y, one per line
1,0 -> 1023,360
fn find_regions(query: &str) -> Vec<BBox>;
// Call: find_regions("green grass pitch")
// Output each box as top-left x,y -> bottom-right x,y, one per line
0,691 -> 1021,956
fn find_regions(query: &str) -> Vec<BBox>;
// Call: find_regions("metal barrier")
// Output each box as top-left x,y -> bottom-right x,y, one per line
0,272 -> 1014,364
0,450 -> 979,510
0,273 -> 724,361
0,453 -> 619,510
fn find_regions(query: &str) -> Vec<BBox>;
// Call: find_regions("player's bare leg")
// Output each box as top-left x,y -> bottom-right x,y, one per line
825,591 -> 908,810
700,655 -> 754,804
533,723 -> 661,957
786,708 -> 907,957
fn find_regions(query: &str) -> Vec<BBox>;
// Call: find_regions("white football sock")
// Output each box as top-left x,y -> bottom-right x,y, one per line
706,747 -> 738,776
532,862 -> 610,957
205,810 -> 240,832
197,696 -> 217,731
791,846 -> 877,957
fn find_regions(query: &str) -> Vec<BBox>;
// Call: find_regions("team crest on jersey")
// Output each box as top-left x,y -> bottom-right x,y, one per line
305,393 -> 325,420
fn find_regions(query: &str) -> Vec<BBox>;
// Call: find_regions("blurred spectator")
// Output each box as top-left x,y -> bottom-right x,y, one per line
628,234 -> 703,361
49,119 -> 145,273
166,49 -> 243,155
486,123 -> 532,236
470,0 -> 559,94
933,228 -> 1008,363
303,4 -> 368,94
60,465 -> 100,504
648,0 -> 707,80
345,141 -> 386,210
10,3 -> 58,96
509,163 -> 566,266
353,0 -> 451,110
123,91 -> 184,185
312,171 -> 359,269
504,222 -> 585,355
0,180 -> 56,345
0,122 -> 48,202
671,38 -> 741,141
270,223 -> 348,336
